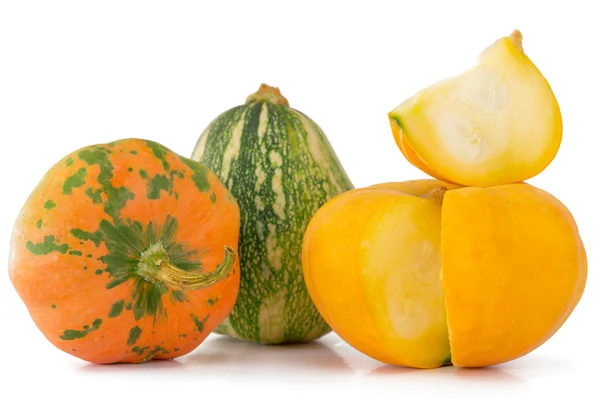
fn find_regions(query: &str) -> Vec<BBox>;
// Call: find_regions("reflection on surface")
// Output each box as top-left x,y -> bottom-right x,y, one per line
79,358 -> 188,374
185,333 -> 352,374
502,353 -> 572,373
367,361 -> 525,385
77,333 -> 356,378
363,363 -> 526,391
76,332 -> 530,387
453,366 -> 524,383
369,363 -> 433,376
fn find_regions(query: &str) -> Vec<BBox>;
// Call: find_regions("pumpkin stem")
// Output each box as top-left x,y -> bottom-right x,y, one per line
246,83 -> 290,107
509,29 -> 523,52
417,186 -> 448,203
137,244 -> 236,291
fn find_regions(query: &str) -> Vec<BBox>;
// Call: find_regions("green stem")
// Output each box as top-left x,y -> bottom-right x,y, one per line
137,244 -> 236,291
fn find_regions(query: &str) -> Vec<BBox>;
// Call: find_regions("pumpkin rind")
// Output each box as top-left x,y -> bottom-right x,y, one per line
192,85 -> 353,343
9,139 -> 240,364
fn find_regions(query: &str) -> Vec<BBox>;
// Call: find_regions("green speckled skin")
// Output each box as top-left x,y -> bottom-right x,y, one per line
192,94 -> 353,344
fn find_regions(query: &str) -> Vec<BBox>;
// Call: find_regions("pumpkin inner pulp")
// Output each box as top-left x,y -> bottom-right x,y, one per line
360,187 -> 451,367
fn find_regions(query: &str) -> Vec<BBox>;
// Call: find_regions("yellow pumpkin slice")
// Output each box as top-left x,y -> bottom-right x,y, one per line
389,30 -> 562,187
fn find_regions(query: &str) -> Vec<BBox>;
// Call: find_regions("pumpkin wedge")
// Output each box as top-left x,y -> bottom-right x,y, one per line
9,139 -> 240,364
389,30 -> 562,187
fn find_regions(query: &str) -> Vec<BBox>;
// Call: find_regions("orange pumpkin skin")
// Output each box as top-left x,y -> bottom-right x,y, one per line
9,139 -> 240,364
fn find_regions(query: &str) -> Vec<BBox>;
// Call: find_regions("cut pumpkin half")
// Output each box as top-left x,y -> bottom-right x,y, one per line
389,30 -> 562,187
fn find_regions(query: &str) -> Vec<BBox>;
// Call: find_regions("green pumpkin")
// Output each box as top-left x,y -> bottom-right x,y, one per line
191,84 -> 353,344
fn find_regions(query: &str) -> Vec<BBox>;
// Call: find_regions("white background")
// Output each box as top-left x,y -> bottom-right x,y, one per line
1,1 -> 598,399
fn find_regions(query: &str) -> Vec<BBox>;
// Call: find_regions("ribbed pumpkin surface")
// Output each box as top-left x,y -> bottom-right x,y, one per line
192,84 -> 353,343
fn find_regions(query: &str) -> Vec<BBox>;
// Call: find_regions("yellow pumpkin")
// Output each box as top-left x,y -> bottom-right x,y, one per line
302,179 -> 586,368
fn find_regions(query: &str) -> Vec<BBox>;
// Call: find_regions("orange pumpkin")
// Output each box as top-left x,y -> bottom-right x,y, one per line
9,139 -> 240,364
